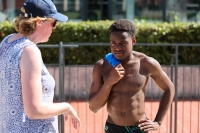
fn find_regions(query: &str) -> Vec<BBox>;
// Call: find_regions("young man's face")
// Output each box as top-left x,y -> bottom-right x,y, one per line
110,31 -> 136,60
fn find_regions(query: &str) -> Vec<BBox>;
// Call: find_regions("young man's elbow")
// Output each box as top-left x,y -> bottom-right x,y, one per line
89,105 -> 98,113
171,87 -> 175,97
170,84 -> 175,95
167,86 -> 175,98
88,99 -> 102,113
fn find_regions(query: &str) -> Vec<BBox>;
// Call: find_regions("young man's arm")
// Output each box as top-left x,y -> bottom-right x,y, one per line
88,60 -> 124,113
138,57 -> 175,132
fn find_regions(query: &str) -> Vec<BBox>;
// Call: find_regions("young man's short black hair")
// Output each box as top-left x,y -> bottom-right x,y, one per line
109,19 -> 136,37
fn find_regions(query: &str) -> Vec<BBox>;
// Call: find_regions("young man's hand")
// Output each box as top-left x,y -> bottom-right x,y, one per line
107,64 -> 125,84
138,119 -> 160,132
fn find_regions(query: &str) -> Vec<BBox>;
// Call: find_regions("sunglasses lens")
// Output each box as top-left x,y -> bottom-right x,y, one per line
53,20 -> 57,28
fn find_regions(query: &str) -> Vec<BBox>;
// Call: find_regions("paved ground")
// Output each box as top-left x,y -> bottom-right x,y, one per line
63,100 -> 199,133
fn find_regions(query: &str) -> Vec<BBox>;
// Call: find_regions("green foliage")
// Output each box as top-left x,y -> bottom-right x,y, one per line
0,21 -> 15,41
47,20 -> 111,43
0,20 -> 200,65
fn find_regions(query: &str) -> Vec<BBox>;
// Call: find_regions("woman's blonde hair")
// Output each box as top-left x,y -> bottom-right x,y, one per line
14,7 -> 47,35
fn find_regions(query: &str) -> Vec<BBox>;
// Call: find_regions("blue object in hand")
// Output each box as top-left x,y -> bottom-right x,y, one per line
104,53 -> 121,67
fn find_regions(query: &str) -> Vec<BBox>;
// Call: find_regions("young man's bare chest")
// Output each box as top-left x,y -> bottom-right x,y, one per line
102,60 -> 147,93
102,60 -> 148,125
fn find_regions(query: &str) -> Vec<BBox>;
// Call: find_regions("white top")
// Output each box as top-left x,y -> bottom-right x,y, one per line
0,34 -> 58,133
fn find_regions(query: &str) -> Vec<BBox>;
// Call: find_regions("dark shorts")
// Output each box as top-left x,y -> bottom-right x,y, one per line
105,122 -> 148,133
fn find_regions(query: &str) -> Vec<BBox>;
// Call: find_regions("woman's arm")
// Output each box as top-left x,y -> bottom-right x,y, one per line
20,45 -> 80,128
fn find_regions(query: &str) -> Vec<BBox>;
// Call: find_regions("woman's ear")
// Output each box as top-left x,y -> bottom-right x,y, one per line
37,20 -> 42,27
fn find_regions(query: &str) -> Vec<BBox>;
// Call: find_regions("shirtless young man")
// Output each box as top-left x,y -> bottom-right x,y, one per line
88,19 -> 175,133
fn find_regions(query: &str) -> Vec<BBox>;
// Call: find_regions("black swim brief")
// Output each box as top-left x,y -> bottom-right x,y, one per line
105,122 -> 148,133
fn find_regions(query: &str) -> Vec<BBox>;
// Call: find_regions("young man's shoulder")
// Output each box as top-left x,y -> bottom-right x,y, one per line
133,51 -> 146,58
94,58 -> 104,68
133,51 -> 160,66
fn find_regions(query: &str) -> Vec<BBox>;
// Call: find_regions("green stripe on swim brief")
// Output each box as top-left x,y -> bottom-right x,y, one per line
125,125 -> 146,133
125,126 -> 132,133
105,125 -> 109,131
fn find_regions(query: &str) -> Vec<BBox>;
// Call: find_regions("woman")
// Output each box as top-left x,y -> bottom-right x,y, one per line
0,0 -> 81,132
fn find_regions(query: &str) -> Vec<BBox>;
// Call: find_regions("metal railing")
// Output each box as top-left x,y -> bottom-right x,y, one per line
38,42 -> 200,133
